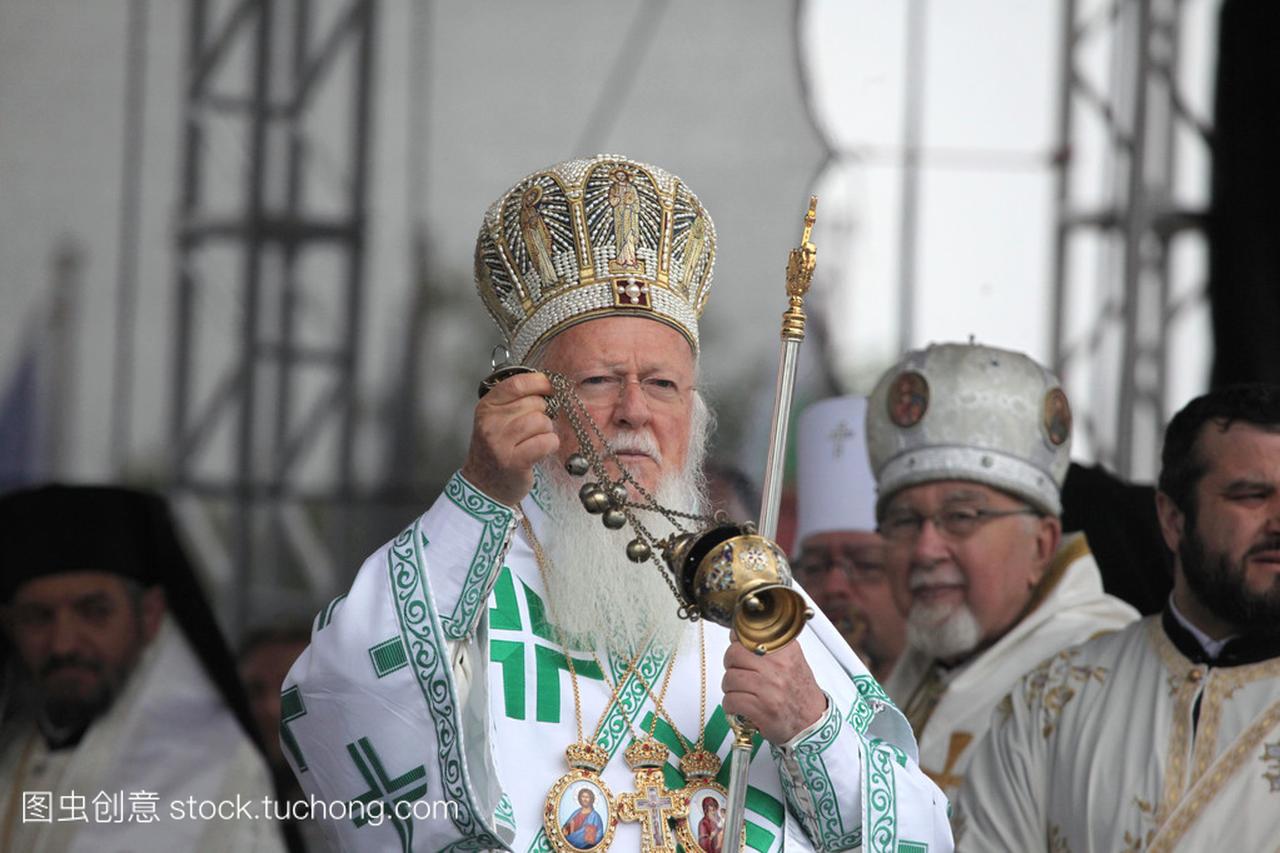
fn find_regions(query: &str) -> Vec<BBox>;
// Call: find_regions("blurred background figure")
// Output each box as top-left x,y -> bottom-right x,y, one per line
239,623 -> 318,850
0,485 -> 287,852
239,624 -> 311,795
793,396 -> 906,681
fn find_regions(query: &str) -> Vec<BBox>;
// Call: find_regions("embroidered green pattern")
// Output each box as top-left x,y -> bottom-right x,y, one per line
389,521 -> 504,848
865,739 -> 900,853
345,736 -> 428,853
521,576 -> 556,642
490,639 -> 526,720
785,703 -> 849,849
442,473 -> 517,640
495,794 -> 516,835
534,644 -> 604,723
847,675 -> 898,735
489,567 -> 522,631
315,593 -> 347,632
530,466 -> 551,515
280,686 -> 308,772
369,637 -> 409,678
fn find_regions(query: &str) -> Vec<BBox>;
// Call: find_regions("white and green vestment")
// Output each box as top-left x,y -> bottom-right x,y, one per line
282,473 -> 954,852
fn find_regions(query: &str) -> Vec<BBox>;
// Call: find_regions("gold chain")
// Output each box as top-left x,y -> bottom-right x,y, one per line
611,621 -> 710,756
590,637 -> 678,743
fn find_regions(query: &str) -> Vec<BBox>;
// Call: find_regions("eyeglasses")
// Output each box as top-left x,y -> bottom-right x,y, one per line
792,554 -> 887,585
573,374 -> 687,405
878,506 -> 1042,543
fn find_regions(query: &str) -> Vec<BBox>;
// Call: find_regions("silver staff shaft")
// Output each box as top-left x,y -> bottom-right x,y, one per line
722,197 -> 818,851
757,339 -> 801,540
721,721 -> 754,853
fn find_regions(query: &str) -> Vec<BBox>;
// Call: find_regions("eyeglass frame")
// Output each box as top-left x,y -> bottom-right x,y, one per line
791,549 -> 889,586
568,371 -> 691,406
876,505 -> 1044,544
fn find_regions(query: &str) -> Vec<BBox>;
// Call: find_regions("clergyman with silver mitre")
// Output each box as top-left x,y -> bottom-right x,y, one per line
869,342 -> 1139,810
281,155 -> 952,852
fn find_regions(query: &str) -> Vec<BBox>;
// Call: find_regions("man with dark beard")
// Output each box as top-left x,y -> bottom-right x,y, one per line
281,155 -> 952,852
957,382 -> 1280,851
0,485 -> 286,852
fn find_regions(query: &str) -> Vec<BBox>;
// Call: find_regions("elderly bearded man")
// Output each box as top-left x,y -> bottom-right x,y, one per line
282,156 -> 952,852
957,383 -> 1280,851
867,343 -> 1138,809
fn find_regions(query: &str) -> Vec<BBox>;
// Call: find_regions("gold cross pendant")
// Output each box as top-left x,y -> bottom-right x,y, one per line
617,739 -> 687,853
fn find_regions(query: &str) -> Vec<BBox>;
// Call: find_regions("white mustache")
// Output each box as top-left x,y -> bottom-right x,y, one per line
909,564 -> 966,591
605,430 -> 662,463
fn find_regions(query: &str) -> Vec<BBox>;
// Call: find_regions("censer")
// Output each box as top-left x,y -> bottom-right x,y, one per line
479,197 -> 821,850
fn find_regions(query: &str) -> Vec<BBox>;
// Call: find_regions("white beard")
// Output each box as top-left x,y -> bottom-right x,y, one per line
536,407 -> 710,657
906,600 -> 982,663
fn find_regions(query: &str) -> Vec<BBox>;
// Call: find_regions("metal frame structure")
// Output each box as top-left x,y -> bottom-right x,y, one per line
171,0 -> 376,633
1050,0 -> 1213,479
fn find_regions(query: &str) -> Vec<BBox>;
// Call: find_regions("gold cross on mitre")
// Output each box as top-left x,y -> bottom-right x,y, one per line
618,739 -> 687,853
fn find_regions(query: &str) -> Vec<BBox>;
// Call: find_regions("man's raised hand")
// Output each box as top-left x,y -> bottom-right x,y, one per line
461,371 -> 560,507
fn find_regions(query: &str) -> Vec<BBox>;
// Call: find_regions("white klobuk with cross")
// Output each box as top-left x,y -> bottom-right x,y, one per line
826,420 -> 856,458
280,472 -> 953,852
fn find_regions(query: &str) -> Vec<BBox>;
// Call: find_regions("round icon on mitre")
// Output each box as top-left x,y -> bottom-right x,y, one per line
888,371 -> 929,428
1043,387 -> 1072,447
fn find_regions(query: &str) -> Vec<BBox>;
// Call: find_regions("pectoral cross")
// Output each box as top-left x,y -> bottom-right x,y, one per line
619,739 -> 687,853
616,768 -> 686,850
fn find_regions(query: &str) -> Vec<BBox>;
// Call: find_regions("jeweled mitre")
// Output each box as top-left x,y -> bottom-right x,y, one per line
474,154 -> 716,363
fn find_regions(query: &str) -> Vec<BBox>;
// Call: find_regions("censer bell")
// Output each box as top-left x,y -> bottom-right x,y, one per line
664,524 -> 813,654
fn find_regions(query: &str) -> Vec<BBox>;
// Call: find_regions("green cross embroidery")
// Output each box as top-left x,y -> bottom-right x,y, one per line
488,568 -> 604,723
279,686 -> 308,772
489,567 -> 522,631
535,644 -> 603,722
490,639 -> 525,719
346,736 -> 429,853
521,576 -> 557,642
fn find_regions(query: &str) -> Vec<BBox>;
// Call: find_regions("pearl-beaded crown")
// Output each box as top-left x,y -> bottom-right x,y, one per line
474,154 -> 716,363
